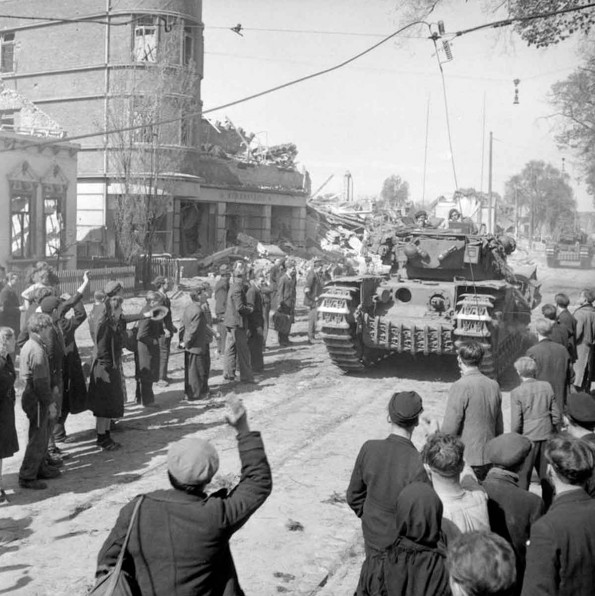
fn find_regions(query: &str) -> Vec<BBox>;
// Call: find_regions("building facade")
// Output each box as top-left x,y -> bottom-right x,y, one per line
0,130 -> 79,270
0,0 -> 309,260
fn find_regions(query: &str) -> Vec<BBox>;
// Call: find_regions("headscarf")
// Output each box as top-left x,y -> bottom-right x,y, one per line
356,483 -> 453,596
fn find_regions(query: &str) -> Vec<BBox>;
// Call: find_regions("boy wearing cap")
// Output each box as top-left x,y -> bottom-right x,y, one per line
346,390 -> 429,554
153,276 -> 176,387
96,398 -> 272,595
510,356 -> 560,503
526,318 -> 573,413
482,433 -> 544,592
522,436 -> 595,596
442,341 -> 503,482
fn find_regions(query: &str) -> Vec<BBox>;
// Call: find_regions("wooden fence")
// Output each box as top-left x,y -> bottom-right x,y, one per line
12,266 -> 136,300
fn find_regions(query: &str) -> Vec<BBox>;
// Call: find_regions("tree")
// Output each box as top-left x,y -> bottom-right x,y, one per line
503,161 -> 576,240
396,0 -> 595,47
550,50 -> 595,205
107,20 -> 200,279
379,175 -> 410,209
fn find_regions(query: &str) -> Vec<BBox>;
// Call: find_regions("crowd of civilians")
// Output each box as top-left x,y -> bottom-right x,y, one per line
1,259 -> 595,595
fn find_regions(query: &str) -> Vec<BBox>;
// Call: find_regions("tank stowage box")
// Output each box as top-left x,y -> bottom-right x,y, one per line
318,228 -> 539,380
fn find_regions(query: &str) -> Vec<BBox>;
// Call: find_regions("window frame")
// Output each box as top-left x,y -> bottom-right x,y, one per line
133,16 -> 158,63
9,181 -> 34,259
42,185 -> 66,259
0,32 -> 15,73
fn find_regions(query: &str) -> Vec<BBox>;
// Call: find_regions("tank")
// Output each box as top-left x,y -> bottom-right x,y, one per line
545,230 -> 593,268
318,226 -> 539,380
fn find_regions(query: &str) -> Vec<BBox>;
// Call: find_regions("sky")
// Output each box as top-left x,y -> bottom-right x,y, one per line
202,0 -> 590,210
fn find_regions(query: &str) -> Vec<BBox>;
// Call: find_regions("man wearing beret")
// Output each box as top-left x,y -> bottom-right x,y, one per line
482,433 -> 544,593
346,390 -> 429,554
442,341 -> 503,481
95,397 -> 272,595
153,276 -> 177,387
564,391 -> 595,497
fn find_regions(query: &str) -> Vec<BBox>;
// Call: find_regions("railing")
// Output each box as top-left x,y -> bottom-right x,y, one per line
12,266 -> 136,300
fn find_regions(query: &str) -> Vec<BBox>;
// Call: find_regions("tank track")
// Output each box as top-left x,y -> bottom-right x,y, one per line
454,293 -> 526,379
318,284 -> 381,372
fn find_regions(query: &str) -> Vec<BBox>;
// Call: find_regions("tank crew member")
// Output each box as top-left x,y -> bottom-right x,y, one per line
414,210 -> 431,228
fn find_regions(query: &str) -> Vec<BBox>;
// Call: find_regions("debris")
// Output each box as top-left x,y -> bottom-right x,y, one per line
322,491 -> 348,505
286,519 -> 305,532
273,572 -> 296,582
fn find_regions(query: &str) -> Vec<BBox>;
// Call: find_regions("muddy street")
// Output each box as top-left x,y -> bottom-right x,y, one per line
0,260 -> 591,595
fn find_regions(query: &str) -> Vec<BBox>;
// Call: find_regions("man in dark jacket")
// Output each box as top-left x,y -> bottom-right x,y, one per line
522,435 -> 595,596
223,263 -> 254,383
526,318 -> 573,415
96,397 -> 272,596
442,341 -> 503,481
246,268 -> 264,373
555,292 -> 577,361
347,391 -> 429,554
572,288 -> 595,391
0,272 -> 21,353
179,287 -> 213,401
214,264 -> 231,357
303,259 -> 324,344
541,303 -> 571,355
273,259 -> 297,347
153,276 -> 177,387
482,433 -> 544,594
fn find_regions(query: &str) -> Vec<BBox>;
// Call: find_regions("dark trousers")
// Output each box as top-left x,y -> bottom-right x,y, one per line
184,351 -> 210,400
216,320 -> 227,355
308,306 -> 318,340
224,328 -> 253,382
158,335 -> 171,381
134,353 -> 155,406
19,398 -> 50,481
519,439 -> 554,508
248,328 -> 264,372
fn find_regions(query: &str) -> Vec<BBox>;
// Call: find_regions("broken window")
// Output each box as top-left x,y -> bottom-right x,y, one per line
0,33 -> 15,73
0,109 -> 15,130
133,16 -> 158,62
10,184 -> 32,258
43,187 -> 65,258
183,26 -> 193,65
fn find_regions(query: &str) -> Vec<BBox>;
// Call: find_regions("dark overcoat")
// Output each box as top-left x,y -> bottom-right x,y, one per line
88,312 -> 128,419
96,431 -> 272,596
273,273 -> 296,314
303,269 -> 324,308
136,309 -> 162,383
346,435 -> 430,551
526,339 -> 572,412
0,284 -> 21,336
246,283 -> 264,330
521,489 -> 595,596
0,354 -> 18,458
180,302 -> 209,354
557,309 -> 577,361
482,468 -> 544,593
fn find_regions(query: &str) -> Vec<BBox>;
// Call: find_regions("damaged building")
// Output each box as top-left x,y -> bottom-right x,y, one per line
0,0 -> 309,262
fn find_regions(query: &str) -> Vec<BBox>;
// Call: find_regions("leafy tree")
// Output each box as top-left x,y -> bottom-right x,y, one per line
550,50 -> 595,205
379,174 -> 410,209
396,0 -> 595,47
503,161 -> 576,239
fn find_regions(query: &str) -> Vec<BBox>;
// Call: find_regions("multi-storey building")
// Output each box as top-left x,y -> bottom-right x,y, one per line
0,0 -> 308,261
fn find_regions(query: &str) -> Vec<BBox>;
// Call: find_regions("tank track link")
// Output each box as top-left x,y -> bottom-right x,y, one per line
318,285 -> 367,371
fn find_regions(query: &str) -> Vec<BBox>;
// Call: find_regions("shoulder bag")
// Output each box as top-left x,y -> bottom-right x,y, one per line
90,496 -> 145,596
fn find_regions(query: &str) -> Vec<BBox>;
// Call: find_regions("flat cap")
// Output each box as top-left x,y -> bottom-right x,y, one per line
567,392 -> 595,425
152,275 -> 167,287
104,280 -> 123,297
167,437 -> 219,486
486,433 -> 532,468
388,391 -> 423,425
415,210 -> 427,219
40,296 -> 61,314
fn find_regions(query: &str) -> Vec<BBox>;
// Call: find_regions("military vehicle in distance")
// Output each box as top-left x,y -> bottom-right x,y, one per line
318,224 -> 539,380
545,230 -> 593,269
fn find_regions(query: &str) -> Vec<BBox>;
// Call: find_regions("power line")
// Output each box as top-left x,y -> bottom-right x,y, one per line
206,25 -> 428,39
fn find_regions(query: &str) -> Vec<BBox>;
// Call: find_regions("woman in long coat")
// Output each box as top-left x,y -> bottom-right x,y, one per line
0,327 -> 18,502
134,292 -> 164,408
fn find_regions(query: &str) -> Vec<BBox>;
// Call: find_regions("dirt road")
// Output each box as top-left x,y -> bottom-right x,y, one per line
0,259 -> 590,595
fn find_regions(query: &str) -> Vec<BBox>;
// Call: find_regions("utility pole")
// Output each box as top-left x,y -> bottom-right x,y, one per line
514,185 -> 519,238
488,131 -> 493,233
